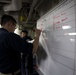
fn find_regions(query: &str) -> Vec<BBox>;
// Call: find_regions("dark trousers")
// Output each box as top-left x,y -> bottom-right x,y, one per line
22,54 -> 33,75
27,54 -> 33,73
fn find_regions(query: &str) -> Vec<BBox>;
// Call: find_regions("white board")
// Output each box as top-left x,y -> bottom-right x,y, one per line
37,0 -> 76,75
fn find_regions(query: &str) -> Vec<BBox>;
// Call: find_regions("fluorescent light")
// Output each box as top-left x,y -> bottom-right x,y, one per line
64,32 -> 76,35
70,39 -> 75,41
62,26 -> 71,29
68,33 -> 76,35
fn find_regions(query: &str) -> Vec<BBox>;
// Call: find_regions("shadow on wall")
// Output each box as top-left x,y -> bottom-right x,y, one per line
36,43 -> 47,65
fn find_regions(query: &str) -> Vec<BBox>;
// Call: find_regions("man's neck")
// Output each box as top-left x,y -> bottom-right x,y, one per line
2,26 -> 9,32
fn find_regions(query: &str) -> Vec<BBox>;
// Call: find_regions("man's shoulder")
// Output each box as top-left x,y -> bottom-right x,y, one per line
9,33 -> 20,38
0,28 -> 9,38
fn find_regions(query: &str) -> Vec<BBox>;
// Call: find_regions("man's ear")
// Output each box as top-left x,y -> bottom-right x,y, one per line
7,21 -> 12,26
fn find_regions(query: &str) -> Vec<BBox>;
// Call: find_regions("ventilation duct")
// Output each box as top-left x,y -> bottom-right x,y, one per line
3,0 -> 22,11
0,0 -> 11,3
26,0 -> 38,23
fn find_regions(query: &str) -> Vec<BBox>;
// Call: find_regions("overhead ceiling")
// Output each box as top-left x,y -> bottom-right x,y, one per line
0,0 -> 41,28
0,0 -> 61,29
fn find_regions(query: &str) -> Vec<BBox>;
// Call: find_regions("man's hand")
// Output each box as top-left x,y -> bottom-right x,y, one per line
35,29 -> 41,37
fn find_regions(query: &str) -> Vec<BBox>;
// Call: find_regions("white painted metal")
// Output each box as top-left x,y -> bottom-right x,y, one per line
37,0 -> 76,75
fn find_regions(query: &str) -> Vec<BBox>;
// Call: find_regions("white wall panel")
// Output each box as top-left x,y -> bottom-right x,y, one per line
53,0 -> 75,15
74,71 -> 76,75
49,53 -> 74,69
53,35 -> 75,43
53,39 -> 75,52
49,48 -> 74,59
47,58 -> 73,75
54,28 -> 75,36
74,52 -> 76,71
37,0 -> 76,75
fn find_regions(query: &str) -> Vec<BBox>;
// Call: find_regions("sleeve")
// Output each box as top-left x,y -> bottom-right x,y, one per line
4,33 -> 33,55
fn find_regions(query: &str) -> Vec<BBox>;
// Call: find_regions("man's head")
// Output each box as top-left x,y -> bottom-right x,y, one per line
20,30 -> 28,38
1,15 -> 17,32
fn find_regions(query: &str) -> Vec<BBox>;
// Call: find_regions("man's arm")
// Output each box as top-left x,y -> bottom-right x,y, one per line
32,29 -> 41,54
6,33 -> 33,55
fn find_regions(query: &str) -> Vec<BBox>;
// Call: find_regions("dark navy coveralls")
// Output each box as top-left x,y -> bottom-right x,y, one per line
0,28 -> 33,74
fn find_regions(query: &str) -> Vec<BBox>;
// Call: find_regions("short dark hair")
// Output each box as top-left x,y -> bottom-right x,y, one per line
21,30 -> 28,35
1,15 -> 17,26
